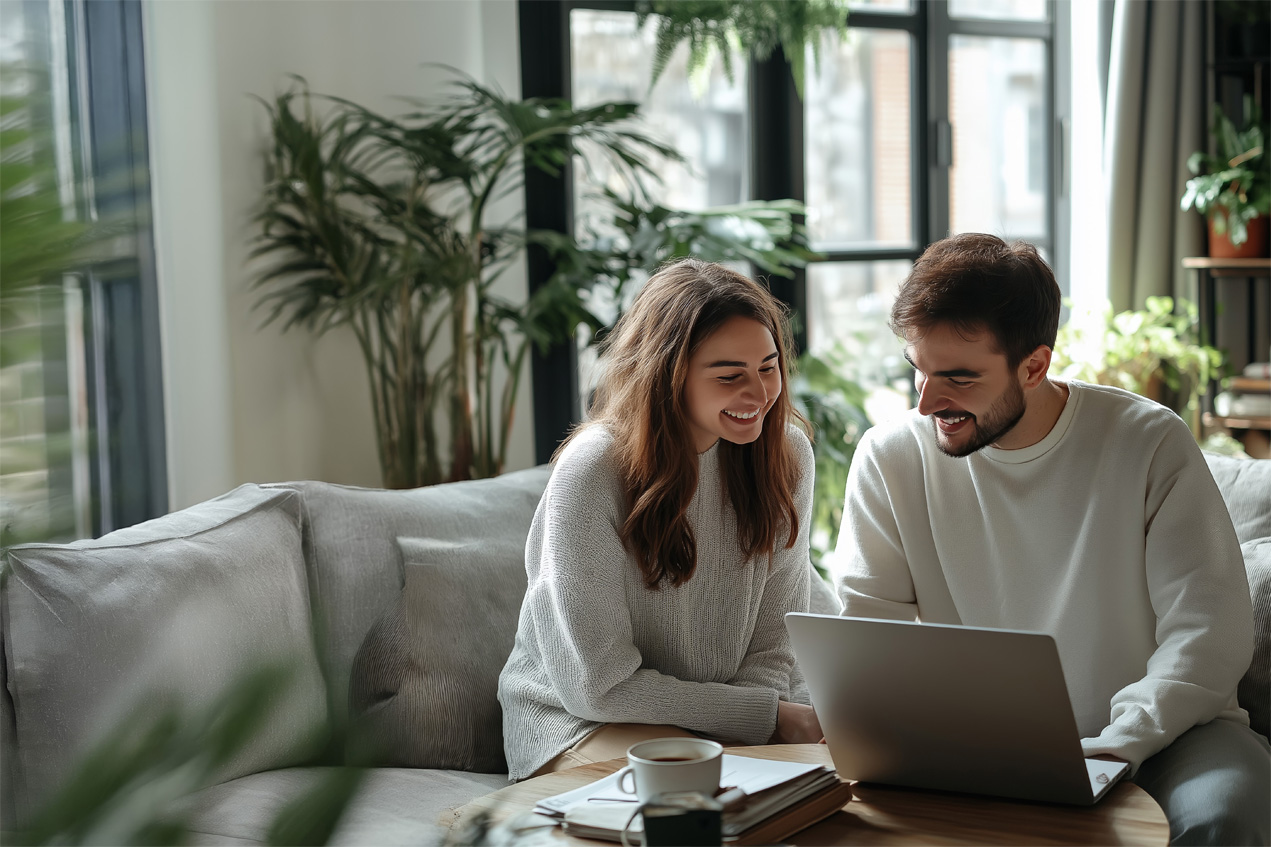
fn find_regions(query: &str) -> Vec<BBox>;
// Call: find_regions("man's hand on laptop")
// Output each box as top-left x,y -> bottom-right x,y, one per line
1090,753 -> 1128,763
769,701 -> 823,744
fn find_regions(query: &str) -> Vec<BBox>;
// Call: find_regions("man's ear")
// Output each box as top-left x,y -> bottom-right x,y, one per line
1018,345 -> 1052,389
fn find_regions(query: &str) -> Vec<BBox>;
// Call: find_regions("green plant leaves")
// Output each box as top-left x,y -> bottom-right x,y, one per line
1180,96 -> 1269,244
791,345 -> 872,570
14,662 -> 350,847
251,74 -> 812,485
636,0 -> 850,98
266,768 -> 365,847
1053,297 -> 1223,435
0,67 -> 140,546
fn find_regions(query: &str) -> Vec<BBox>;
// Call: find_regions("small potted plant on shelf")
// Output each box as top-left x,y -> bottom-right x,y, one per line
1179,95 -> 1269,259
1051,297 -> 1224,437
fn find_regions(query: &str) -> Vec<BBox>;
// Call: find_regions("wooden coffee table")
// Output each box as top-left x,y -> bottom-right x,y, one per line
449,744 -> 1170,846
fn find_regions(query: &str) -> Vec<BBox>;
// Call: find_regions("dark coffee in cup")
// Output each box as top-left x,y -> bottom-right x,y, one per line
619,738 -> 724,803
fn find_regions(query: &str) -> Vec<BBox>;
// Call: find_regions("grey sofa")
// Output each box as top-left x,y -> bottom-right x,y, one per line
1,466 -> 556,845
1,454 -> 1267,846
1201,452 -> 1271,741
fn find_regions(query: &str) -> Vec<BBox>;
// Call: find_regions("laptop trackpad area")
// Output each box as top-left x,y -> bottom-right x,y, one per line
1086,758 -> 1130,801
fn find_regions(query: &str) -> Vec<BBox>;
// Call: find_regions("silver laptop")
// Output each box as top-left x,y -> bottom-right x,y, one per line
786,613 -> 1129,805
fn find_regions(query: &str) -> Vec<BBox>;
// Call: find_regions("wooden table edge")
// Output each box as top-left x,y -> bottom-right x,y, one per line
448,743 -> 1170,846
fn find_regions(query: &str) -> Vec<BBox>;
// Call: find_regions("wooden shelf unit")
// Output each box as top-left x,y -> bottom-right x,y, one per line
1229,376 -> 1271,393
1183,258 -> 1270,458
1205,413 -> 1271,431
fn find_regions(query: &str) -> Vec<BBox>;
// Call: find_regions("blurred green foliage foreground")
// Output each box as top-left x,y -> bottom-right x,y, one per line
9,662 -> 365,847
0,67 -> 132,547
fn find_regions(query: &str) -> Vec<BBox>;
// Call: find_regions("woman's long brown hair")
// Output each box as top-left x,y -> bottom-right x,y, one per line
557,259 -> 811,589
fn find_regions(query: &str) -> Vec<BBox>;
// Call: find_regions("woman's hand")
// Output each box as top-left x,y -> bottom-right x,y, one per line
768,700 -> 823,744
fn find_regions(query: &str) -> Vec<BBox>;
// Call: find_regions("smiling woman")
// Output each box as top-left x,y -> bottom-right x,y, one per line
496,258 -> 825,781
685,316 -> 783,452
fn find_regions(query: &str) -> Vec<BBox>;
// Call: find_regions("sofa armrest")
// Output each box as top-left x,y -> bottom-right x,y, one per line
1,615 -> 16,832
1239,536 -> 1271,742
1202,452 -> 1271,544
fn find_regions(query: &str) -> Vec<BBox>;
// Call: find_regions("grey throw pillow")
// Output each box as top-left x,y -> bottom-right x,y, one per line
271,465 -> 551,728
1,485 -> 327,820
1202,453 -> 1271,544
1239,536 -> 1271,742
348,536 -> 529,772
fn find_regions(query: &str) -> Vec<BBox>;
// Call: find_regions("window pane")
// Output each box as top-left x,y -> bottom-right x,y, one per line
571,9 -> 749,415
807,261 -> 910,376
847,0 -> 914,12
805,29 -> 913,249
949,0 -> 1047,21
807,261 -> 914,425
0,2 -> 88,545
570,8 -> 748,222
948,36 -> 1046,240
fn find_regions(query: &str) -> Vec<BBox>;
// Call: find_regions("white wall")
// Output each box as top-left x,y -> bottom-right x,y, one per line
145,0 -> 529,509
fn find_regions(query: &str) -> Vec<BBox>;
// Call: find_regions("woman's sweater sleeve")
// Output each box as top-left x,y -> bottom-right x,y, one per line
728,426 -> 814,696
521,442 -> 778,745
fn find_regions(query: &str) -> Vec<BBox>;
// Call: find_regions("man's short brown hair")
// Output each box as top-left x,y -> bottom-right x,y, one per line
890,233 -> 1061,368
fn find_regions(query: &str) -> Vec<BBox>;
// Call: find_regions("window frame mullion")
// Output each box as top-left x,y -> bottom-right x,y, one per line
532,0 -> 1068,449
750,47 -> 807,352
927,0 -> 953,243
76,0 -> 167,533
1052,0 -> 1071,297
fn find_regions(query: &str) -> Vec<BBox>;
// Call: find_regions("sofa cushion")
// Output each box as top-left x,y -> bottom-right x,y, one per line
810,571 -> 842,615
1202,453 -> 1271,544
347,529 -> 531,772
1,622 -> 16,830
1239,536 -> 1271,741
271,465 -> 551,729
0,485 -> 328,822
170,765 -> 509,846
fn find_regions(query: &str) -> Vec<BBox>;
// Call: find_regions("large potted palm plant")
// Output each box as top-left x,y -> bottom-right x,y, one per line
252,75 -> 814,488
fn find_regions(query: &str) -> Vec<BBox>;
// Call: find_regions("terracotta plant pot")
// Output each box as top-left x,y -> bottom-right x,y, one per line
1208,210 -> 1269,259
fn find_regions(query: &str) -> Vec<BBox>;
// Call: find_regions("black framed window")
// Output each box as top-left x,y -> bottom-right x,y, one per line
0,0 -> 164,542
802,1 -> 1060,400
519,0 -> 1066,462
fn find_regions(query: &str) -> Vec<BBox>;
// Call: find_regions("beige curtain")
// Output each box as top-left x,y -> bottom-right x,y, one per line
1104,0 -> 1206,312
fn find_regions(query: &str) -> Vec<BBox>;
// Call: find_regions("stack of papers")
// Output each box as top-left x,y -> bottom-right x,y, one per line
533,754 -> 852,845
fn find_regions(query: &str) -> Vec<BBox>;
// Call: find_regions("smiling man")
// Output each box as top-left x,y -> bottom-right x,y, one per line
833,233 -> 1268,846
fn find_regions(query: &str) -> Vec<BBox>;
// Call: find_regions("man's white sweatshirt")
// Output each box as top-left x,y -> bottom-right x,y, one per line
834,381 -> 1252,769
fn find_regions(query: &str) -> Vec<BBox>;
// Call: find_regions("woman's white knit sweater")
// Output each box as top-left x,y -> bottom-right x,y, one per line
498,423 -> 814,780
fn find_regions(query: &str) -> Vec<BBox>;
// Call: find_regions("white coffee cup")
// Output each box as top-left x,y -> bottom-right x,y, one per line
615,737 -> 723,804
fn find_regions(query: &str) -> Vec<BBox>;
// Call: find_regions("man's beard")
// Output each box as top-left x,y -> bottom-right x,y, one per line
932,377 -> 1026,458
